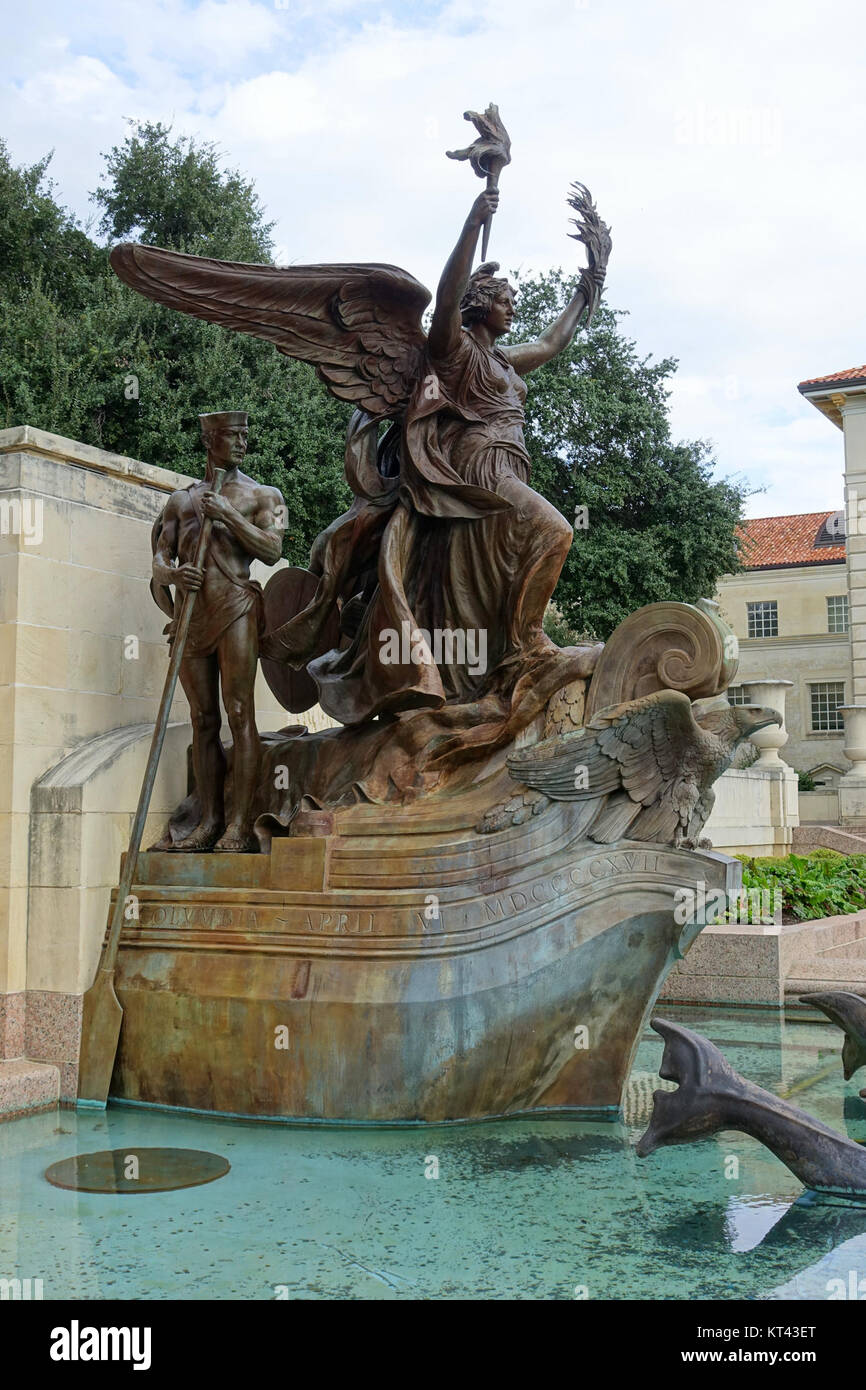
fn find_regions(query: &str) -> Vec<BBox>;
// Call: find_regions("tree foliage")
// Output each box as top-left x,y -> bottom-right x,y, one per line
0,126 -> 746,613
0,142 -> 99,308
0,126 -> 351,565
93,120 -> 274,261
509,269 -> 747,638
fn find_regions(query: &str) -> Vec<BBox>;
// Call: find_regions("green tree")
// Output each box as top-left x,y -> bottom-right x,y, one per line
509,269 -> 748,639
0,138 -> 99,310
92,120 -> 274,261
93,123 -> 352,561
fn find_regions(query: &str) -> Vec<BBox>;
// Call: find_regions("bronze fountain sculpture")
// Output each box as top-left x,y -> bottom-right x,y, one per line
109,109 -> 609,801
638,1019 -> 866,1201
485,690 -> 780,844
81,105 -> 782,1125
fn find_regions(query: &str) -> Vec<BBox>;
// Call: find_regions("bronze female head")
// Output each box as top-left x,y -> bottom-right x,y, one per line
459,261 -> 515,334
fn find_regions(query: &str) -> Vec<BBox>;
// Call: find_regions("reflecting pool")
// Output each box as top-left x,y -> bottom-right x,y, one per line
2,1005 -> 865,1300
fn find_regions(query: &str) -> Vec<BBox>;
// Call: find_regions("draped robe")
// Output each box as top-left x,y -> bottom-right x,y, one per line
270,329 -> 577,733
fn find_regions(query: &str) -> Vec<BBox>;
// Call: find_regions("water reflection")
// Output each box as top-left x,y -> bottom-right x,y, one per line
45,1147 -> 230,1193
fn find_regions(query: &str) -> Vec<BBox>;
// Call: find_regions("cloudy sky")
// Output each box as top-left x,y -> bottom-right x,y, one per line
3,0 -> 865,517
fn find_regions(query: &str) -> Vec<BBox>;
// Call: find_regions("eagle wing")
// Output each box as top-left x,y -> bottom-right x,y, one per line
505,690 -> 711,844
110,244 -> 430,418
507,689 -> 702,804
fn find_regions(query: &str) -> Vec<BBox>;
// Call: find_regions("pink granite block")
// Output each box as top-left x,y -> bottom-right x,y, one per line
0,992 -> 25,1059
24,991 -> 82,1065
793,825 -> 866,855
787,960 -> 866,993
58,1062 -> 79,1103
675,928 -> 781,979
0,1059 -> 59,1119
661,970 -> 784,1006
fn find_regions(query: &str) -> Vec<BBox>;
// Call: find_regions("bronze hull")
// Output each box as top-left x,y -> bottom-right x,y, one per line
110,785 -> 736,1123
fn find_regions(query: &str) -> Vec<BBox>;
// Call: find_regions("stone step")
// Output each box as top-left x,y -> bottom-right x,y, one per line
793,824 -> 866,855
785,960 -> 866,998
0,1059 -> 60,1121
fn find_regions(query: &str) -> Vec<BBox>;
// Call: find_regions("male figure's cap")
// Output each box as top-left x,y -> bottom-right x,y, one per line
199,411 -> 248,432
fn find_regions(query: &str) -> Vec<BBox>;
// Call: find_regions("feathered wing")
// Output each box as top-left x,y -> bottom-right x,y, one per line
504,725 -> 624,801
506,689 -> 697,799
109,244 -> 431,417
505,689 -> 707,844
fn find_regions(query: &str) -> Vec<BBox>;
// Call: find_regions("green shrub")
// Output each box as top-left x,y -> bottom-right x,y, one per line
734,851 -> 866,922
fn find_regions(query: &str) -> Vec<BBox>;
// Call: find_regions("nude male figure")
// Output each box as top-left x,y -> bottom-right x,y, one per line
151,411 -> 285,852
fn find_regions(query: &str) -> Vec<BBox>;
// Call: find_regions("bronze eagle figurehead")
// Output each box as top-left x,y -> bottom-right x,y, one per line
478,689 -> 782,849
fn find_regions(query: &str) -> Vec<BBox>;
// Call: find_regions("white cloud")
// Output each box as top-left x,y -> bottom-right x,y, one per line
18,55 -> 127,115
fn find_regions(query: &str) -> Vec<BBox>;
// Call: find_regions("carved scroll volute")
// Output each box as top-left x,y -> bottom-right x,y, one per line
583,599 -> 738,721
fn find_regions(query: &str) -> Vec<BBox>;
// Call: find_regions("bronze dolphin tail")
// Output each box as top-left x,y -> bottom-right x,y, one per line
799,991 -> 866,1081
636,1018 -> 866,1200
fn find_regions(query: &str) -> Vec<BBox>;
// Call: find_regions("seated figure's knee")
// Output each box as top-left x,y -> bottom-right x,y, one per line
531,498 -> 573,554
552,509 -> 574,552
508,481 -> 572,548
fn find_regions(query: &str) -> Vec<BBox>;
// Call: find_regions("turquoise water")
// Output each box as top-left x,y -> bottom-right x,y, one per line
2,1005 -> 866,1300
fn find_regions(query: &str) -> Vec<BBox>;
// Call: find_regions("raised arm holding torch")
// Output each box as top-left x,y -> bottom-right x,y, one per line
447,103 -> 512,262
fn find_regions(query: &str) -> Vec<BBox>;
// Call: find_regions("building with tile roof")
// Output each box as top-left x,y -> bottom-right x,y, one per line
716,508 -> 850,782
799,365 -> 866,389
738,512 -> 846,570
714,363 -> 866,801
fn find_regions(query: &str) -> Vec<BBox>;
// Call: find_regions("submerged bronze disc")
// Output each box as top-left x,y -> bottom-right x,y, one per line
45,1147 -> 230,1194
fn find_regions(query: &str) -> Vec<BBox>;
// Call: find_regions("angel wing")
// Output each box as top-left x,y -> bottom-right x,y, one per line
110,244 -> 431,419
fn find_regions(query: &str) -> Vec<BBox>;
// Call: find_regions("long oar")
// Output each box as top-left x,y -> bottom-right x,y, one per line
77,468 -> 226,1106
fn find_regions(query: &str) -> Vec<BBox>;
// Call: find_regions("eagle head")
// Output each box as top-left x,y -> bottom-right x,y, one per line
730,704 -> 783,744
695,702 -> 783,750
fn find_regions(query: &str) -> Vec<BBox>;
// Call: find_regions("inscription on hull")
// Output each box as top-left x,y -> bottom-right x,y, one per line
129,847 -> 678,946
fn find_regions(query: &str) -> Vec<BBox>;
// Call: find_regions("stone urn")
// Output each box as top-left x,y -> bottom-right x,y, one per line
744,680 -> 792,767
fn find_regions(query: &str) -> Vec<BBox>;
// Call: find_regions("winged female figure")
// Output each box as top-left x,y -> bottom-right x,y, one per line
111,180 -> 611,765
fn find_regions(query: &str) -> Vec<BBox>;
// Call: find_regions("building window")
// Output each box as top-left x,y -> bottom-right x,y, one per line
727,685 -> 750,705
815,511 -> 846,546
827,595 -> 849,634
810,681 -> 845,733
747,600 -> 778,638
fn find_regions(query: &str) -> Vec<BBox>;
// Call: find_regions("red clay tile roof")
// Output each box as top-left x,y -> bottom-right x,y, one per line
739,512 -> 845,569
799,365 -> 866,391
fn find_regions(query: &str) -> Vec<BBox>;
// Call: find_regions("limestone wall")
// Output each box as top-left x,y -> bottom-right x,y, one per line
798,789 -> 841,823
25,722 -> 190,1096
842,397 -> 866,702
0,427 -> 194,998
